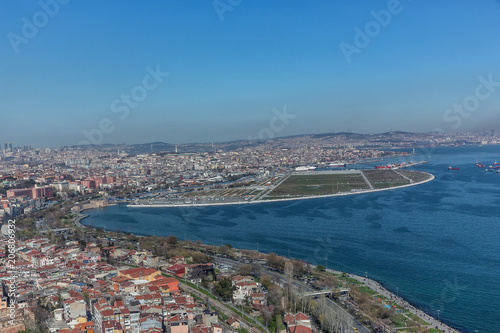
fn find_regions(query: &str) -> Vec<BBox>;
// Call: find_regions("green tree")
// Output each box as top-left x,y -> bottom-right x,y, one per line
214,277 -> 235,302
315,265 -> 326,272
78,240 -> 87,250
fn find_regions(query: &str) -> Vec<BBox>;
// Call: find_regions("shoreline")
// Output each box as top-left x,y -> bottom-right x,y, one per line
126,172 -> 435,208
74,212 -> 90,228
78,172 -> 459,331
78,205 -> 459,332
344,272 -> 461,333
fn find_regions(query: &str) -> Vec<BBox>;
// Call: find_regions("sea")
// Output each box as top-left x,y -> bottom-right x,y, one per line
83,145 -> 500,333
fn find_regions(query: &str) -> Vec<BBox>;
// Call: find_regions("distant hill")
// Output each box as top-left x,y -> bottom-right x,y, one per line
73,131 -> 444,154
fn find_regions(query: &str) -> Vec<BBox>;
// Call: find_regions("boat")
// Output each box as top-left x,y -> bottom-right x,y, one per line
485,169 -> 495,172
329,161 -> 347,167
476,162 -> 486,168
295,166 -> 317,172
494,162 -> 500,165
448,166 -> 459,170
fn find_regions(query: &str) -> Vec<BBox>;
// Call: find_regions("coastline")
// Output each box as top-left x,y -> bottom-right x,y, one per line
74,212 -> 90,228
343,271 -> 461,333
77,212 -> 458,332
126,172 -> 435,208
78,172 -> 460,331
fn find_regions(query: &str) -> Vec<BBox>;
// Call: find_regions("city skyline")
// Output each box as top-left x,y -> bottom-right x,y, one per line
2,1 -> 500,147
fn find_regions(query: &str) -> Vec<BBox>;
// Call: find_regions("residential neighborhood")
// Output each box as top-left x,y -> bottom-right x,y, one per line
0,234 -> 285,333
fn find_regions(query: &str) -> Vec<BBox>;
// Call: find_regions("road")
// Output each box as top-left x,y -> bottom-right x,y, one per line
216,257 -> 371,333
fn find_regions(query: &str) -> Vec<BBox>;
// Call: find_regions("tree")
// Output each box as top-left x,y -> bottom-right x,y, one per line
191,251 -> 211,264
260,307 -> 272,328
214,277 -> 235,302
78,240 -> 87,251
291,259 -> 308,276
266,252 -> 285,271
322,275 -> 339,289
284,260 -> 293,309
267,284 -> 283,307
219,245 -> 232,256
237,264 -> 252,276
82,290 -> 90,308
260,275 -> 272,290
315,265 -> 326,272
57,236 -> 66,248
167,235 -> 178,246
56,293 -> 63,309
250,263 -> 261,277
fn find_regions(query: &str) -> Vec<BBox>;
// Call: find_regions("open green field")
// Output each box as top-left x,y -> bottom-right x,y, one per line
171,170 -> 432,201
363,170 -> 410,189
267,173 -> 369,197
265,170 -> 432,198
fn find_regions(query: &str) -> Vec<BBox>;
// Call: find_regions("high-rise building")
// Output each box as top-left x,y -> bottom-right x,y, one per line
491,129 -> 495,137
3,143 -> 7,151
8,143 -> 12,151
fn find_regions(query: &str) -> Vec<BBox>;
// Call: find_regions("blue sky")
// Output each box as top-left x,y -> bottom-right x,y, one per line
1,0 -> 500,147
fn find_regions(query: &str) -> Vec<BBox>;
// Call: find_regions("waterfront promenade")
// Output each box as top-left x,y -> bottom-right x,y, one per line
347,273 -> 461,333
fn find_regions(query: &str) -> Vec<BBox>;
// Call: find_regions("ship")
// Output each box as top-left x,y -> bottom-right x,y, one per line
485,168 -> 495,172
476,162 -> 486,168
375,162 -> 408,170
448,166 -> 459,170
329,161 -> 347,167
295,166 -> 317,172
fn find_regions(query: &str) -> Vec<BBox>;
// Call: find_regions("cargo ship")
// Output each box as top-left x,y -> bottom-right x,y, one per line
448,166 -> 459,170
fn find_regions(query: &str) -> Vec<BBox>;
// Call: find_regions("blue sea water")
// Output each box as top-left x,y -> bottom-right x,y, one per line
83,145 -> 500,333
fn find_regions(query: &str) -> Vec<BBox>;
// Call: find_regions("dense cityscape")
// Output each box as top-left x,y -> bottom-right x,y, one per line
1,131 -> 496,220
0,131 -> 496,333
3,1 -> 500,332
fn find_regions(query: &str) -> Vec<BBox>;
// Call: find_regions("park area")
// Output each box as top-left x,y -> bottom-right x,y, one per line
266,172 -> 369,198
265,170 -> 432,198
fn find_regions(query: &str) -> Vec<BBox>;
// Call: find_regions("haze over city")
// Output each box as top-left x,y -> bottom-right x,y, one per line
2,0 -> 500,147
3,2 -> 500,333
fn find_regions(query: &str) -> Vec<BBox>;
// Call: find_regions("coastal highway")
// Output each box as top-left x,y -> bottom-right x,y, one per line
215,257 -> 371,333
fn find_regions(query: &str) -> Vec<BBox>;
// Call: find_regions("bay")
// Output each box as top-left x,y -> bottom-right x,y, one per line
83,145 -> 500,333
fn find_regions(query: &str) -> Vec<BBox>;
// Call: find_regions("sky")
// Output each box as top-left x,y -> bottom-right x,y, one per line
1,0 -> 500,148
